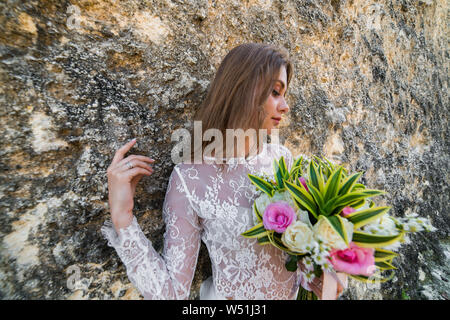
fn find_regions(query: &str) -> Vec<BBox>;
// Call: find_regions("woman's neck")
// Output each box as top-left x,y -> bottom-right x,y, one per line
210,136 -> 263,159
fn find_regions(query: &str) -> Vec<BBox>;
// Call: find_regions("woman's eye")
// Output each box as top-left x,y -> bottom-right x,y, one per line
272,90 -> 280,96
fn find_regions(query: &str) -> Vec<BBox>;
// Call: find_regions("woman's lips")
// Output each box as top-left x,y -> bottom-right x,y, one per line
272,117 -> 281,125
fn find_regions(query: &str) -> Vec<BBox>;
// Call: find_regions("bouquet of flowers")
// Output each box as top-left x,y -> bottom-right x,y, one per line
241,155 -> 436,300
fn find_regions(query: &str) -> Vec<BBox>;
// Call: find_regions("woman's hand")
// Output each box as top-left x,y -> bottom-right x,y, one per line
106,139 -> 155,232
308,273 -> 323,298
336,272 -> 348,298
309,272 -> 347,300
299,262 -> 348,299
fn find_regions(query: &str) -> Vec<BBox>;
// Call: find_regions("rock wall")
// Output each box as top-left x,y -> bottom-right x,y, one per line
0,0 -> 448,299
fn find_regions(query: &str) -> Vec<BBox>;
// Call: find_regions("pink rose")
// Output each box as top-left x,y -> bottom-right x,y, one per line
341,206 -> 356,217
263,201 -> 297,233
299,177 -> 309,191
329,242 -> 375,276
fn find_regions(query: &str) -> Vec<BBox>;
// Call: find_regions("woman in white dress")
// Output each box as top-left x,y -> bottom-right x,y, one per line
101,43 -> 347,300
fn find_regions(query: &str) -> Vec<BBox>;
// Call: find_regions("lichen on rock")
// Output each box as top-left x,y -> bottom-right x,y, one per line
0,0 -> 448,300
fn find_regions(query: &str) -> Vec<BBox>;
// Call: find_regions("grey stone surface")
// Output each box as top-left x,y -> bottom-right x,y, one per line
0,0 -> 448,299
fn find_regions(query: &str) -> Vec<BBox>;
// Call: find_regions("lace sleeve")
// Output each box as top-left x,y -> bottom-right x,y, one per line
100,164 -> 202,300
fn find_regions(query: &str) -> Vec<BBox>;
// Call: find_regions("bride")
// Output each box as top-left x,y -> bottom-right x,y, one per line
101,43 -> 347,300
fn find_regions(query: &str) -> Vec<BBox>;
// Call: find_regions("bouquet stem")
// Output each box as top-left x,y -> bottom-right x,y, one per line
296,286 -> 318,300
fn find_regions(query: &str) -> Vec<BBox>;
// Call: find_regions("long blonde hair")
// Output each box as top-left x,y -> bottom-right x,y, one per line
187,43 -> 293,172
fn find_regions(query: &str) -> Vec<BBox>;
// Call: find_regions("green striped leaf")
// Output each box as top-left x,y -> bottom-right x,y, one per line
342,167 -> 349,176
241,223 -> 269,239
292,196 -> 307,211
285,180 -> 319,219
351,199 -> 366,209
295,171 -> 302,185
279,156 -> 288,179
289,166 -> 302,176
311,157 -> 326,193
324,167 -> 343,202
322,196 -> 339,215
308,160 -> 321,191
290,157 -> 303,176
351,183 -> 366,192
312,155 -> 324,166
349,270 -> 395,283
257,235 -> 271,245
331,199 -> 368,215
323,157 -> 336,172
289,167 -> 302,184
375,261 -> 397,270
346,206 -> 391,229
285,255 -> 299,272
338,172 -> 363,196
248,174 -> 274,197
268,232 -> 291,253
318,168 -> 326,193
305,181 -> 325,211
321,215 -> 349,246
352,231 -> 404,248
253,202 -> 262,223
374,249 -> 398,262
293,197 -> 318,224
273,159 -> 285,189
316,157 -> 332,181
334,190 -> 385,208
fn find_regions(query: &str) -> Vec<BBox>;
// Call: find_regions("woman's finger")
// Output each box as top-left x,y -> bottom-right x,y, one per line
309,283 -> 322,299
116,155 -> 155,169
309,281 -> 320,291
121,167 -> 153,181
111,139 -> 136,165
118,159 -> 154,173
309,278 -> 322,289
131,172 -> 145,185
335,273 -> 347,299
130,173 -> 146,194
336,286 -> 343,299
339,273 -> 348,289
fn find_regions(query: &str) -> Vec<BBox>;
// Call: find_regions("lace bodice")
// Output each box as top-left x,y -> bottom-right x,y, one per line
101,142 -> 303,299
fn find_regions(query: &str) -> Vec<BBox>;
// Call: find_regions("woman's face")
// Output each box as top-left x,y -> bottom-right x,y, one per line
261,66 -> 290,134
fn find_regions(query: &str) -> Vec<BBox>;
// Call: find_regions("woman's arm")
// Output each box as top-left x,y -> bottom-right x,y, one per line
101,164 -> 202,299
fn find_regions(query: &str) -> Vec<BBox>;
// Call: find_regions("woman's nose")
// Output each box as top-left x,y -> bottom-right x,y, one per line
278,97 -> 290,114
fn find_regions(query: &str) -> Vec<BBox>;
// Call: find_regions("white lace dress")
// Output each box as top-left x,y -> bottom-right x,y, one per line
101,142 -> 303,300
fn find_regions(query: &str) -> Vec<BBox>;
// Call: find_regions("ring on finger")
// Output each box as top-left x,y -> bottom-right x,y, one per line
126,161 -> 133,170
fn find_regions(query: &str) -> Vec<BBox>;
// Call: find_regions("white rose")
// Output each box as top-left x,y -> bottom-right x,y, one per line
313,217 -> 354,250
281,221 -> 316,254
